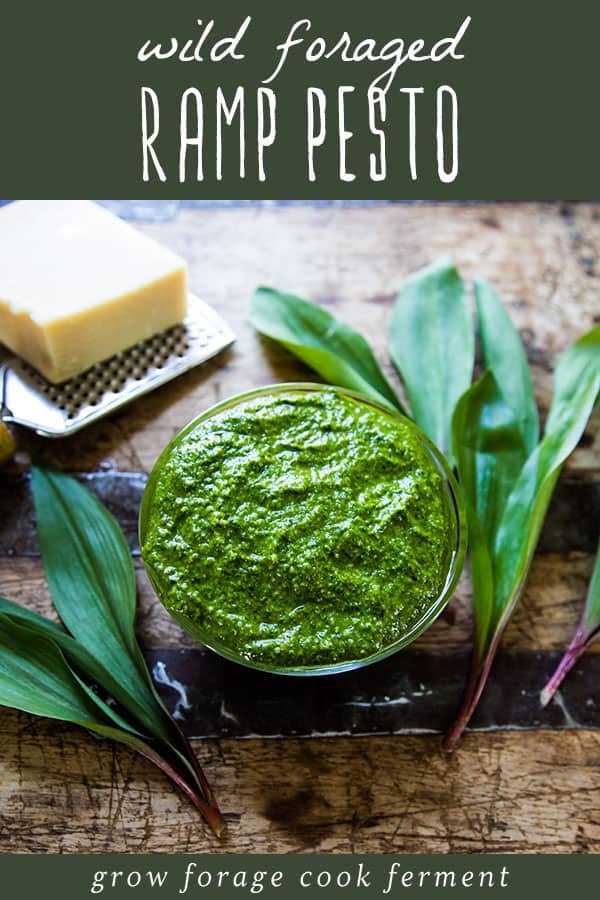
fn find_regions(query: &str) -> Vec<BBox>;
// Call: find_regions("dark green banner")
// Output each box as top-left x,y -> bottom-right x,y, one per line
0,854 -> 597,898
0,0 -> 598,198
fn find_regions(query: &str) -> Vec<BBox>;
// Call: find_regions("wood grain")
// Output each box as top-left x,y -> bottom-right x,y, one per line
1,201 -> 599,853
0,712 -> 598,853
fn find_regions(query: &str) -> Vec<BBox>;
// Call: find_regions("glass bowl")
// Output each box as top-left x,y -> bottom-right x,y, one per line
139,383 -> 467,676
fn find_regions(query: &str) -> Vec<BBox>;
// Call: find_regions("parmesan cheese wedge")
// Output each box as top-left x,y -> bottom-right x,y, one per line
0,200 -> 188,383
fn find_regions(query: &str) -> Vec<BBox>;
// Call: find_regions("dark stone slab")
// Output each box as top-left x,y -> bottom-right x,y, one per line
1,471 -> 598,557
145,647 -> 600,739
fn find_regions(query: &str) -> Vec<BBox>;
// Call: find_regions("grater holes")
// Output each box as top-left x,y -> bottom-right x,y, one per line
11,304 -> 223,428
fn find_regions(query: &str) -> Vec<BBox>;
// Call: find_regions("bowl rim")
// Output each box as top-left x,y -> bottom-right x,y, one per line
139,382 -> 467,676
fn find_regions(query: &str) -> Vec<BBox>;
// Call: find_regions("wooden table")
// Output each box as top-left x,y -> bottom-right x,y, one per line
0,202 -> 598,853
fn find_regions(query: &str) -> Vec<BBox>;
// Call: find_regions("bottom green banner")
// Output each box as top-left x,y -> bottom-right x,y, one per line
0,854 -> 596,899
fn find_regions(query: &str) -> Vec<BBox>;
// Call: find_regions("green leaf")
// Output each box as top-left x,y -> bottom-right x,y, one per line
493,325 -> 600,617
250,286 -> 404,412
445,322 -> 599,750
0,594 -> 182,743
452,370 -> 528,657
545,323 -> 600,438
31,464 -> 137,654
30,463 -> 169,739
452,370 -> 527,554
0,613 -> 224,835
474,279 -> 539,456
389,258 -> 474,462
0,595 -> 178,745
0,594 -> 123,693
465,509 -> 495,659
0,594 -> 179,749
29,463 -> 221,819
0,612 -> 138,734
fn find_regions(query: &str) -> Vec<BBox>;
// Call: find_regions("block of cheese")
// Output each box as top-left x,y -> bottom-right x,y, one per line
0,200 -> 187,383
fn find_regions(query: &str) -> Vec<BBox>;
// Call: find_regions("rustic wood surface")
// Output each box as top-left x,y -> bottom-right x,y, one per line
0,201 -> 599,852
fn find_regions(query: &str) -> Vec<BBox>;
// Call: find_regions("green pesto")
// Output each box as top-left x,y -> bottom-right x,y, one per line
142,390 -> 454,667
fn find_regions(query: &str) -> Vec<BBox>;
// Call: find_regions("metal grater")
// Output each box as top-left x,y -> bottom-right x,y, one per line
0,295 -> 235,438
